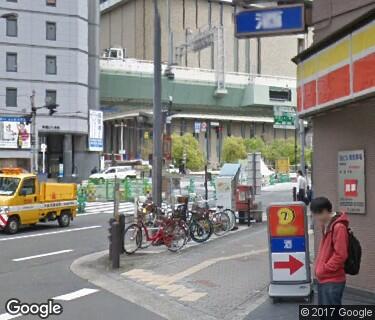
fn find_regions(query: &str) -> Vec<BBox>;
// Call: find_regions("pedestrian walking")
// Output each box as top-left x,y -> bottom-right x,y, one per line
297,170 -> 307,202
311,197 -> 349,306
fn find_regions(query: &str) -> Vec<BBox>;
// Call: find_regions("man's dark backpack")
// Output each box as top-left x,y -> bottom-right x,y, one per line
345,228 -> 362,275
335,222 -> 362,275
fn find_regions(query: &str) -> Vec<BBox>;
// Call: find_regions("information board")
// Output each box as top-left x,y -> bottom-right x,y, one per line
338,150 -> 365,214
88,110 -> 103,152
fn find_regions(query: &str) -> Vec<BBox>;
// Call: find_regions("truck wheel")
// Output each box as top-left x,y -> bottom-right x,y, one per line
6,216 -> 20,235
58,211 -> 71,228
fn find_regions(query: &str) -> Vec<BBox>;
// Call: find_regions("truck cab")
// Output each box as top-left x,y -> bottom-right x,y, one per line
102,47 -> 126,60
0,168 -> 77,234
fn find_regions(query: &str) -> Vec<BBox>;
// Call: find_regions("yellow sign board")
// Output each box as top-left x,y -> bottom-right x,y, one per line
275,158 -> 290,173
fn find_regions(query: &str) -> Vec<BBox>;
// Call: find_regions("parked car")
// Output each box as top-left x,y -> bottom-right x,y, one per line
89,166 -> 137,182
289,171 -> 297,182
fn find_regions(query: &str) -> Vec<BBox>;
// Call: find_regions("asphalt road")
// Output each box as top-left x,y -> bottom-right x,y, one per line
0,210 -> 165,320
0,182 -> 293,320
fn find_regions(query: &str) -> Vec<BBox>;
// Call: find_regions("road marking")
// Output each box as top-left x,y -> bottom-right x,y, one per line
0,313 -> 21,320
122,248 -> 267,303
13,249 -> 74,262
53,288 -> 99,301
169,248 -> 268,283
0,226 -> 101,242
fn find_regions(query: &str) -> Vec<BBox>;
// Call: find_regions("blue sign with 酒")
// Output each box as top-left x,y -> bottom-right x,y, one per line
271,237 -> 306,253
235,5 -> 305,38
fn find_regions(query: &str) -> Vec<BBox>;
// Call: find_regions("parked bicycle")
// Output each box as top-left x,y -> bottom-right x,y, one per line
123,203 -> 188,254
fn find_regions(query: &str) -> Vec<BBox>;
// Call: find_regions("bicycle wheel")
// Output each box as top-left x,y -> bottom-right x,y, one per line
124,224 -> 142,254
189,218 -> 213,243
212,211 -> 231,236
224,209 -> 237,230
167,223 -> 188,252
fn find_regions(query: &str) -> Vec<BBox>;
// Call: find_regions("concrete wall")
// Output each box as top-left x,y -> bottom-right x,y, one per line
313,100 -> 375,292
100,0 -> 301,76
312,0 -> 375,42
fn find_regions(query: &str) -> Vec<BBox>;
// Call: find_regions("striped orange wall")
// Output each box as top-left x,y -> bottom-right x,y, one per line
296,20 -> 375,115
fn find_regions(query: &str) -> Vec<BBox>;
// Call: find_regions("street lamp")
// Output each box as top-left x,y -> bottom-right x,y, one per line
29,91 -> 59,173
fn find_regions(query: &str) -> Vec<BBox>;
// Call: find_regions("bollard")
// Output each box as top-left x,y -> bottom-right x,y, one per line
108,217 -> 116,261
292,186 -> 297,201
119,214 -> 126,254
111,221 -> 121,269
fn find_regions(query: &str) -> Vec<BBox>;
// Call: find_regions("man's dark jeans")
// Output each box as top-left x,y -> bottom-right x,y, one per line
317,282 -> 346,305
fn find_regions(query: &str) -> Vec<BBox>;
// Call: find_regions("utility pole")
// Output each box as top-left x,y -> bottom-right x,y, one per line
115,122 -> 126,159
152,0 -> 163,207
30,90 -> 38,174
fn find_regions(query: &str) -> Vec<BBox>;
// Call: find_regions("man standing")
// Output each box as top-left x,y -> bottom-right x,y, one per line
310,197 -> 349,305
297,170 -> 307,202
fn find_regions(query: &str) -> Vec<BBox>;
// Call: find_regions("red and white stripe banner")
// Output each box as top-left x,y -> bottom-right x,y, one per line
0,214 -> 8,228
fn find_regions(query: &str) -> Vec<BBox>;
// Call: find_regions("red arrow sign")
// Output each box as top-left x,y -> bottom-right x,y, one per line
274,255 -> 304,275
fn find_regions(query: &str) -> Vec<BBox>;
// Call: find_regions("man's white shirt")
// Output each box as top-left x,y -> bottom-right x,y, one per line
297,175 -> 307,191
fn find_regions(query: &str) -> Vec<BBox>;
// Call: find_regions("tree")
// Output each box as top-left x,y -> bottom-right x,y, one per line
222,136 -> 247,163
172,133 -> 204,171
244,137 -> 266,154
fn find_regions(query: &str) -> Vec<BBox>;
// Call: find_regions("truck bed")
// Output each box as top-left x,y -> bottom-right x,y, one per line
40,183 -> 77,202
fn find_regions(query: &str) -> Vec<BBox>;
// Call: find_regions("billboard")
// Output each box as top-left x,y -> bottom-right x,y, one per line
0,117 -> 31,149
88,110 -> 103,152
235,4 -> 305,38
338,150 -> 366,214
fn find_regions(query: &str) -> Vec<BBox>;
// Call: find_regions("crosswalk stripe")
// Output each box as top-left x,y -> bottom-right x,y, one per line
0,313 -> 21,320
53,288 -> 99,301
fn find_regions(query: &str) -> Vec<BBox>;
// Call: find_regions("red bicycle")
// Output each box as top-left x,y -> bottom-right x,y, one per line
123,203 -> 188,254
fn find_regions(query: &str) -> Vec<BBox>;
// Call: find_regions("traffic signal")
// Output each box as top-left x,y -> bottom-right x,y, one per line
46,104 -> 58,116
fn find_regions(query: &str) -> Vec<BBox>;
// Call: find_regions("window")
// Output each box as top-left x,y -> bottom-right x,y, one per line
6,53 -> 17,72
46,56 -> 56,74
45,90 -> 57,105
6,17 -> 17,37
46,22 -> 56,40
19,178 -> 36,196
46,0 -> 56,6
6,88 -> 17,107
269,87 -> 292,102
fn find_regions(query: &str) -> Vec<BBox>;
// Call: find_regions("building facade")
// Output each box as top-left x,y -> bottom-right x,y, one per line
0,0 -> 101,180
100,0 -> 309,77
99,0 -> 306,165
295,1 -> 375,294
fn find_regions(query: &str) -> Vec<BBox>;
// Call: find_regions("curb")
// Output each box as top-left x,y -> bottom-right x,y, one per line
70,224 -> 269,320
70,251 -> 218,320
